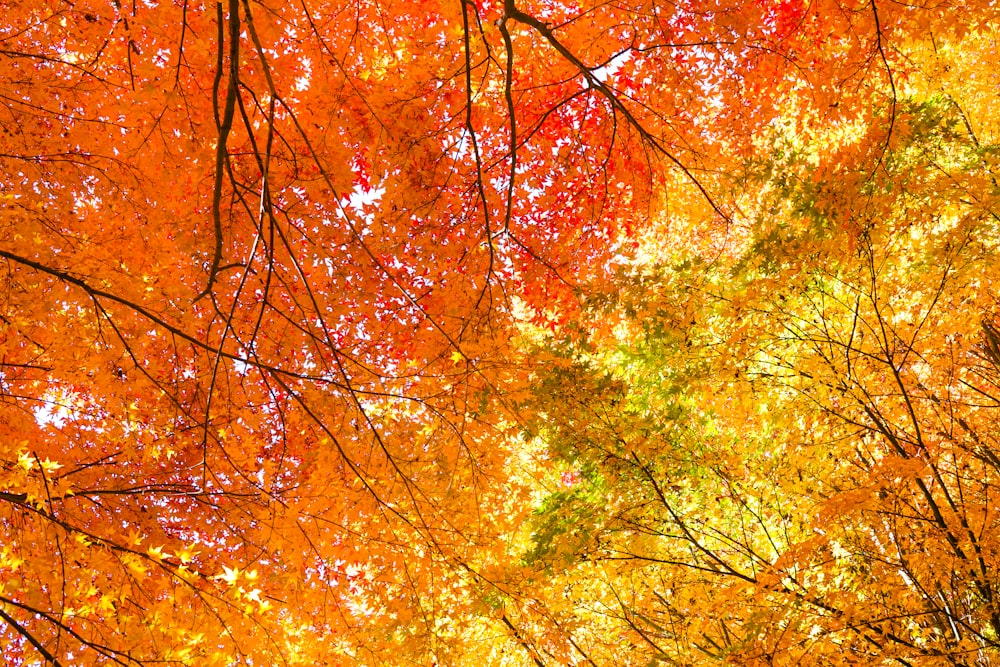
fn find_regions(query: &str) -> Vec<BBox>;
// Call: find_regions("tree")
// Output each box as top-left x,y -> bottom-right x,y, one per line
495,8 -> 1000,667
2,0 -> 1000,664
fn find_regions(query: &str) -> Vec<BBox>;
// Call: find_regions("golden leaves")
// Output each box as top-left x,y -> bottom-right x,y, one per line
2,0 -> 1000,664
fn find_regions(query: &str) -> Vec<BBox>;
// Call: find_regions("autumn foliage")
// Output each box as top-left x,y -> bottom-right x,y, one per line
2,0 -> 1000,664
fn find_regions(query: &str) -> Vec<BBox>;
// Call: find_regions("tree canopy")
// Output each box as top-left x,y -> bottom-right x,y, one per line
2,0 -> 1000,664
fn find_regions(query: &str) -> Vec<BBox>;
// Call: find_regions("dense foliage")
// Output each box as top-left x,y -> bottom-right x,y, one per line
2,0 -> 1000,664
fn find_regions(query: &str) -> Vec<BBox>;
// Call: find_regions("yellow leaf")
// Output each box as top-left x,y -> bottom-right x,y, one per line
177,546 -> 199,564
218,565 -> 240,585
